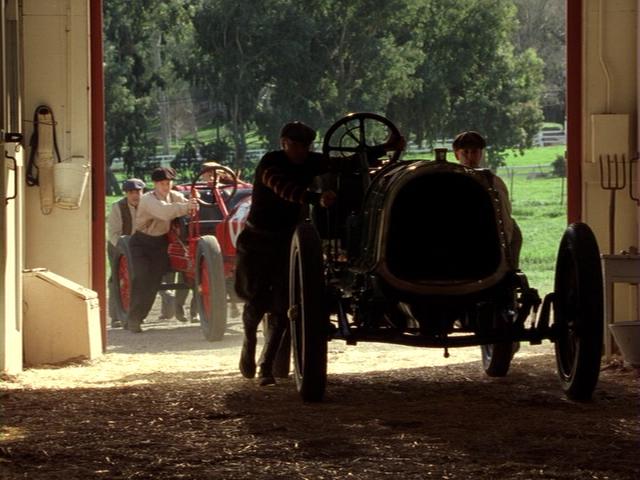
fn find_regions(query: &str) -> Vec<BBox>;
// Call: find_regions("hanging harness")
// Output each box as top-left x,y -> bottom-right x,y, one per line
26,105 -> 61,214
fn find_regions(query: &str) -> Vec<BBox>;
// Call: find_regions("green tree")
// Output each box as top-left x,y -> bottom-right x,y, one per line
114,0 -> 544,176
104,0 -> 191,187
257,0 -> 424,146
388,0 -> 544,168
184,0 -> 286,171
301,0 -> 423,128
513,0 -> 565,123
105,0 -> 157,184
186,0 -> 424,152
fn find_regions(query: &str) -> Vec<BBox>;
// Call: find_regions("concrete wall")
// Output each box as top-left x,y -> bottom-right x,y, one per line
583,0 -> 639,321
22,0 -> 92,287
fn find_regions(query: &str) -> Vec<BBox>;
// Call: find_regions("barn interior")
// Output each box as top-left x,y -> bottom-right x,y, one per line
0,1 -> 638,478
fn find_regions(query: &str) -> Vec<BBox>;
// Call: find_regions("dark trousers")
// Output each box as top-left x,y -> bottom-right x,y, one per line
242,304 -> 288,375
128,232 -> 169,325
159,272 -> 176,319
235,225 -> 292,375
260,313 -> 291,376
107,243 -> 119,323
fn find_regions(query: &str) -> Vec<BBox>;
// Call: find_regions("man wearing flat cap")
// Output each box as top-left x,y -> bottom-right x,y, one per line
235,121 -> 404,385
107,178 -> 145,327
126,167 -> 198,333
452,131 -> 522,266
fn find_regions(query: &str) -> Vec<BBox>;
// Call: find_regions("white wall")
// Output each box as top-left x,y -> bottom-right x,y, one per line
21,0 -> 92,287
583,0 -> 639,320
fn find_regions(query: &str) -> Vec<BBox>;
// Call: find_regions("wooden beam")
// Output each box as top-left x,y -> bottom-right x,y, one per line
90,0 -> 107,351
566,0 -> 583,223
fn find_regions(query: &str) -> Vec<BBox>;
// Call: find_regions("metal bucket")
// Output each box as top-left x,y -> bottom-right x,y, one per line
609,321 -> 640,367
54,157 -> 90,209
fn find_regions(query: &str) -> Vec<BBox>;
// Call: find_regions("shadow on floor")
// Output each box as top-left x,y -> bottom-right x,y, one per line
2,355 -> 638,479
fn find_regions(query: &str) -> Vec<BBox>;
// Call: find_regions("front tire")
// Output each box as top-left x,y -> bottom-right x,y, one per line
195,235 -> 227,341
478,306 -> 516,377
553,223 -> 603,401
289,223 -> 328,402
114,236 -> 134,325
481,342 -> 514,377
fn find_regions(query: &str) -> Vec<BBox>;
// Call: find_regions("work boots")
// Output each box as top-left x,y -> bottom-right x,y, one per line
256,314 -> 287,386
239,303 -> 259,378
127,319 -> 142,333
239,334 -> 257,378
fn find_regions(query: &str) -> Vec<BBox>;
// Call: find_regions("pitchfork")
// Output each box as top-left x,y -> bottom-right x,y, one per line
599,153 -> 627,254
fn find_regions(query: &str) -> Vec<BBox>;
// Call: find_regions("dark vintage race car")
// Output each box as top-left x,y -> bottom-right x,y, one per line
288,112 -> 604,402
113,163 -> 252,341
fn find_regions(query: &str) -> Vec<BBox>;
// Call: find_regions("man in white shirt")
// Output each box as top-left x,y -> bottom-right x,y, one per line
126,167 -> 198,333
107,178 -> 144,327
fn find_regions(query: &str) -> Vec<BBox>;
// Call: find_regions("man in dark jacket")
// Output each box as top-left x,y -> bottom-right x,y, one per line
236,122 -> 404,385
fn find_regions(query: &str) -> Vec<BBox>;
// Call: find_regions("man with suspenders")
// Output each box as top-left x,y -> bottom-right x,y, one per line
127,167 -> 198,333
107,178 -> 145,328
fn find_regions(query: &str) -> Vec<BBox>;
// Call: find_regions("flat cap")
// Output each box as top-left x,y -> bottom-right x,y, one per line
452,131 -> 486,150
151,167 -> 177,182
280,121 -> 316,145
123,178 -> 145,191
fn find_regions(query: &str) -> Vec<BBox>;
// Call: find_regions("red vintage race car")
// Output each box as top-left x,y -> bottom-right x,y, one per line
114,162 -> 252,341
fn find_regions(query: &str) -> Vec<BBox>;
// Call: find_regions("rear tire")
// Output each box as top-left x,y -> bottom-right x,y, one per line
289,223 -> 328,402
553,223 -> 603,401
195,235 -> 227,341
114,236 -> 134,326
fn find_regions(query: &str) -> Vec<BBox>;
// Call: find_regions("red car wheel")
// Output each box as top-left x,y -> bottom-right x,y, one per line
114,235 -> 134,324
118,255 -> 131,311
199,256 -> 211,319
195,235 -> 227,341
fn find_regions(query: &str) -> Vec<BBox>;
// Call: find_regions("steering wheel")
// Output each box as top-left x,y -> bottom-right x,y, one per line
322,112 -> 403,168
190,162 -> 238,206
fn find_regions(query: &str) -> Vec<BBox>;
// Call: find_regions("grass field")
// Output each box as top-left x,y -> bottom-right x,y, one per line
405,145 -> 564,166
502,146 -> 566,294
511,176 -> 565,294
107,145 -> 566,295
503,144 -> 564,166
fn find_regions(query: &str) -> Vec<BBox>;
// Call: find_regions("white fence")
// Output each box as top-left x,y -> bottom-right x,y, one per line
496,163 -> 556,178
110,149 -> 268,172
109,129 -> 566,172
497,162 -> 566,204
532,129 -> 566,147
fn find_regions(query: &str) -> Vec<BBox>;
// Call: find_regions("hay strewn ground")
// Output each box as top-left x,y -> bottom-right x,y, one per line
1,304 -> 638,479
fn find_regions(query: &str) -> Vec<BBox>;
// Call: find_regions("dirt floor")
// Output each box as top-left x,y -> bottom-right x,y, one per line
1,299 -> 639,480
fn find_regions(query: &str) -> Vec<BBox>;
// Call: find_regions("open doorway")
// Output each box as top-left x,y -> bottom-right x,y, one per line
102,0 -> 568,337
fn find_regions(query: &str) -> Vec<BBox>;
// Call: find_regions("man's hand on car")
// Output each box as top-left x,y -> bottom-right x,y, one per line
188,196 -> 199,214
